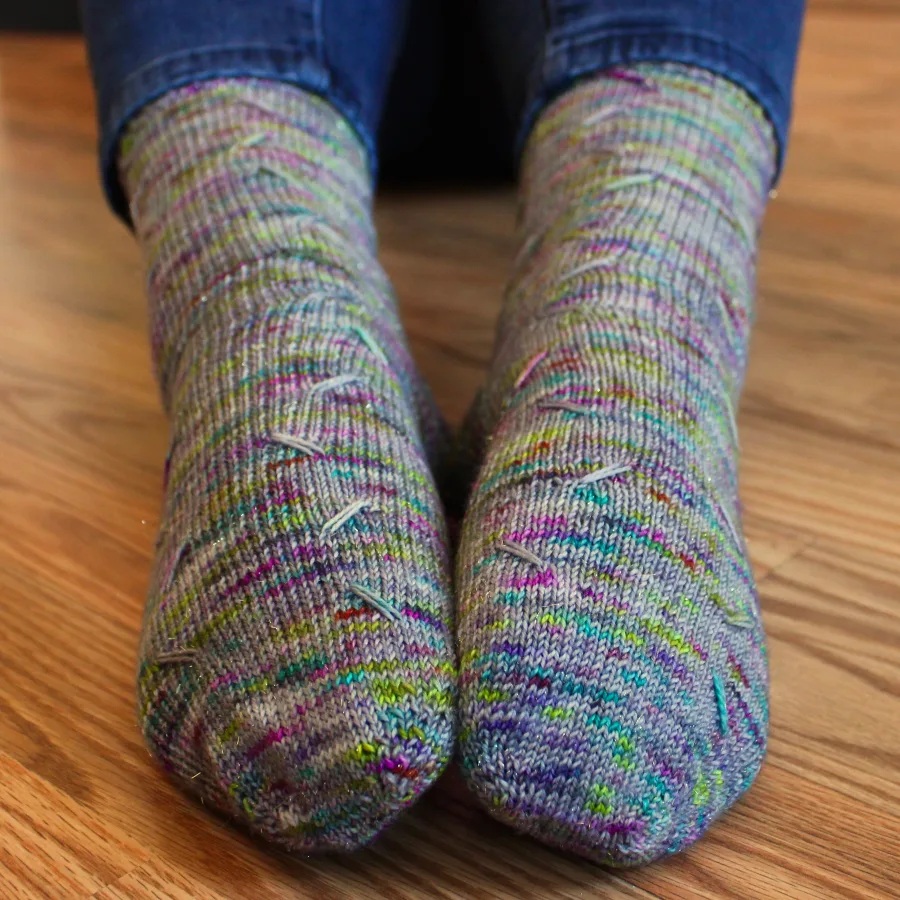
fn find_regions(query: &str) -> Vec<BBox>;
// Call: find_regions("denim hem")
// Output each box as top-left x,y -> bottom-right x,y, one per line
519,28 -> 794,185
99,44 -> 375,224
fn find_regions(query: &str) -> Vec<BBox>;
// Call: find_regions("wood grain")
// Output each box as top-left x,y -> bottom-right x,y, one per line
0,9 -> 898,899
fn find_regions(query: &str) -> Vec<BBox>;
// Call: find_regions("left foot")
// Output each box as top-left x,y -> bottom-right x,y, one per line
123,80 -> 456,851
456,65 -> 776,865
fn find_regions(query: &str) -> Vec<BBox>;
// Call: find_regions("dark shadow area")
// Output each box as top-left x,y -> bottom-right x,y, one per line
379,0 -> 516,188
0,0 -> 80,31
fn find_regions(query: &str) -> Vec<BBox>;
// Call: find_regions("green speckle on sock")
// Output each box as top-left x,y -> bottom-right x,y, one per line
693,774 -> 711,807
477,687 -> 507,703
218,717 -> 243,746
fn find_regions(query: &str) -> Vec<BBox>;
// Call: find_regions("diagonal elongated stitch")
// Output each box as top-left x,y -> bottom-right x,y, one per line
309,374 -> 360,396
606,172 -> 658,192
712,672 -> 729,735
514,350 -> 548,390
578,463 -> 632,485
231,132 -> 268,153
232,94 -> 293,119
297,288 -> 372,316
513,228 -> 547,269
297,290 -> 333,308
722,391 -> 740,450
320,499 -> 372,540
540,398 -> 590,415
348,583 -> 401,623
155,649 -> 200,666
271,432 -> 326,456
303,374 -> 360,419
711,591 -> 753,629
351,324 -> 389,366
712,287 -> 738,331
256,164 -> 309,192
498,539 -> 547,569
720,503 -> 743,549
608,68 -> 657,90
160,540 -> 191,593
284,211 -> 327,237
583,105 -> 622,127
562,255 -> 617,282
724,608 -> 753,629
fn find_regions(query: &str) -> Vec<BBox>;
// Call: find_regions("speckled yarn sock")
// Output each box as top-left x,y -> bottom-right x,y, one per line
121,80 -> 455,851
457,64 -> 776,865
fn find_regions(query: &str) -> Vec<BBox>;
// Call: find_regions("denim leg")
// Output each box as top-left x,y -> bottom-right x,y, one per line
81,0 -> 410,218
477,0 -> 806,178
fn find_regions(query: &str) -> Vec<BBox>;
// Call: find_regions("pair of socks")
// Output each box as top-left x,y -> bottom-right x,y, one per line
125,63 -> 775,865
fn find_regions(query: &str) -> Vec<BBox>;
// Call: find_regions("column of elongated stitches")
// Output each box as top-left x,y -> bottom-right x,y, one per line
120,79 -> 456,851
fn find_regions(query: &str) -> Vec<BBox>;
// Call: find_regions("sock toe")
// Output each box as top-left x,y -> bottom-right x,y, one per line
457,470 -> 768,864
204,692 -> 451,851
139,560 -> 454,851
460,654 -> 767,865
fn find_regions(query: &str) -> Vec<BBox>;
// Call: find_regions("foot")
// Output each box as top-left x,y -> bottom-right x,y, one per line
457,65 -> 775,865
124,80 -> 455,851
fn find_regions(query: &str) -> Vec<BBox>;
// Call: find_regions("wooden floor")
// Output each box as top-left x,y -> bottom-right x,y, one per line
1,7 -> 898,899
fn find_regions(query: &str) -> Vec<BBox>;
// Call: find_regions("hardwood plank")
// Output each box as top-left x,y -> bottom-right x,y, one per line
381,189 -> 513,426
0,755 -> 146,899
626,767 -> 900,900
93,864 -> 231,900
741,513 -> 813,582
741,15 -> 900,563
808,1 -> 900,14
764,540 -> 900,813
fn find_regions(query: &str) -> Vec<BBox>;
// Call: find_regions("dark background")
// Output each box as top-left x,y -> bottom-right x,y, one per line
1,0 -> 79,30
0,0 -> 513,182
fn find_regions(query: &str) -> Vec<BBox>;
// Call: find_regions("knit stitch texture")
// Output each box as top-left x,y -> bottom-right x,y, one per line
122,80 -> 455,851
457,64 -> 776,865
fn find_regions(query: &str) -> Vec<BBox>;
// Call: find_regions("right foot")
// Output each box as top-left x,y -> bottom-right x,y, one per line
122,81 -> 455,851
456,65 -> 775,865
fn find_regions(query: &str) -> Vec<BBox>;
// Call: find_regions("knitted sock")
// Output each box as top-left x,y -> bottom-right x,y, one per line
457,64 -> 776,865
122,80 -> 455,851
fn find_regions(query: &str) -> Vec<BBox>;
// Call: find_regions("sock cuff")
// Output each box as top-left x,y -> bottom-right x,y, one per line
118,78 -> 372,229
522,63 -> 777,223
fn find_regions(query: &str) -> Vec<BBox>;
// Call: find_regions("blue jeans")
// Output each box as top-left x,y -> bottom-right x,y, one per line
82,0 -> 805,220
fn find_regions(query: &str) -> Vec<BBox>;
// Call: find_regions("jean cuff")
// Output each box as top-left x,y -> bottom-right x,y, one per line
520,28 -> 793,185
98,44 -> 376,224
